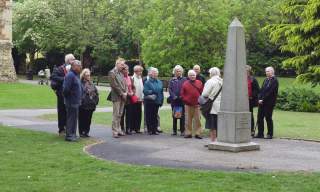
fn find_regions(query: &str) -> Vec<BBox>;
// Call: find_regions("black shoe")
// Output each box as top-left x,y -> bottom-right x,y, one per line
180,132 -> 185,137
254,135 -> 264,139
171,132 -> 177,136
65,137 -> 77,142
153,132 -> 159,135
265,135 -> 273,139
157,130 -> 163,133
135,131 -> 142,134
184,135 -> 192,138
195,135 -> 202,139
80,134 -> 86,138
126,131 -> 132,135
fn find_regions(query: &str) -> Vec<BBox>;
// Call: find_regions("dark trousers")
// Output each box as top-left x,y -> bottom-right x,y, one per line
56,91 -> 66,133
121,104 -> 133,133
145,103 -> 159,134
78,108 -> 94,135
66,106 -> 79,139
131,102 -> 142,132
249,102 -> 255,133
172,105 -> 185,134
257,104 -> 274,137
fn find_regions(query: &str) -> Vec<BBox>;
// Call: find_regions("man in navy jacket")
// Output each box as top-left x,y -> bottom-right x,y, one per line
255,67 -> 279,139
50,54 -> 75,135
63,60 -> 82,142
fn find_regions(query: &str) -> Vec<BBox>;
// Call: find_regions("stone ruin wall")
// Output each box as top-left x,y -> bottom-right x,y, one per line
0,0 -> 17,82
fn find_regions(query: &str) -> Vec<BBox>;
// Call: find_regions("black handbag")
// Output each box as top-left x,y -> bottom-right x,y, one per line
200,86 -> 222,117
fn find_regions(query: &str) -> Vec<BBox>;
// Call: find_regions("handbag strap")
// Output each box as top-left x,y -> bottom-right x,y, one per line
188,80 -> 201,94
211,85 -> 222,103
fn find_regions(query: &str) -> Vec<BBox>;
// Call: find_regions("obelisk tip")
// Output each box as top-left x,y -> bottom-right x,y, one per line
230,17 -> 243,28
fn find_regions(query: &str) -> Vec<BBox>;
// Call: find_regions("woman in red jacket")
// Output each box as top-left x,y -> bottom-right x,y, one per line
180,70 -> 204,139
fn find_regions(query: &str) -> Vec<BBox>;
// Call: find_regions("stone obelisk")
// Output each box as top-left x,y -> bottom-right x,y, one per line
0,0 -> 17,82
208,18 -> 259,152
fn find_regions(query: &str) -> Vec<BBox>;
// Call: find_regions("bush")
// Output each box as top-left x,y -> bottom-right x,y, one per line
276,88 -> 320,112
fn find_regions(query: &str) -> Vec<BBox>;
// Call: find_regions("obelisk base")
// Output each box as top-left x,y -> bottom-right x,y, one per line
0,40 -> 17,82
208,141 -> 260,152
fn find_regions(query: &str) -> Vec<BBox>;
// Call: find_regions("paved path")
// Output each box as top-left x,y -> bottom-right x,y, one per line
1,107 -> 320,172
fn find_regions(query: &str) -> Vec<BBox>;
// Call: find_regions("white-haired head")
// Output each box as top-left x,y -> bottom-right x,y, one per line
71,60 -> 82,74
209,67 -> 220,77
188,69 -> 196,76
71,60 -> 81,66
65,54 -> 75,64
150,67 -> 158,74
149,67 -> 159,78
188,70 -> 197,80
265,66 -> 275,78
133,65 -> 143,72
147,67 -> 154,75
172,65 -> 184,77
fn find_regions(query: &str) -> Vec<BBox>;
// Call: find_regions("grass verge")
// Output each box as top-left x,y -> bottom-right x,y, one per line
0,125 -> 319,192
0,83 -> 111,109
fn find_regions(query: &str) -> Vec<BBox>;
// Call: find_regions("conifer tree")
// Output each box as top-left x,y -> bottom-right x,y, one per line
265,0 -> 320,86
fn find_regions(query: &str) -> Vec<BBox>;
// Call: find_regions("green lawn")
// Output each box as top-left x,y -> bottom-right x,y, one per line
256,77 -> 320,93
1,77 -> 319,110
40,108 -> 320,141
0,83 -> 111,109
0,125 -> 319,192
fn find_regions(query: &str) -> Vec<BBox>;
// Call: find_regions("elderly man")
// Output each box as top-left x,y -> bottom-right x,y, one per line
63,60 -> 82,142
181,70 -> 203,139
108,58 -> 128,138
255,66 -> 279,139
193,64 -> 206,85
50,54 -> 75,135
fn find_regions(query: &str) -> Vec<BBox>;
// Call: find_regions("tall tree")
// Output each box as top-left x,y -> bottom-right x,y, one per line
140,0 -> 229,75
265,0 -> 320,86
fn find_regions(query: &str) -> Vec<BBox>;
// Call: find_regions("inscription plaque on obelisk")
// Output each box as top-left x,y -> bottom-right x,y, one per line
0,0 -> 17,82
208,18 -> 259,152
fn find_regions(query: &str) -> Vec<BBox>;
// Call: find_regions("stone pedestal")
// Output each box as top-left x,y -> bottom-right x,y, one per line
208,18 -> 259,152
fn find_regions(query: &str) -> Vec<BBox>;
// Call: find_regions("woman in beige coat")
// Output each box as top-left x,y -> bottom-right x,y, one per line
201,67 -> 223,142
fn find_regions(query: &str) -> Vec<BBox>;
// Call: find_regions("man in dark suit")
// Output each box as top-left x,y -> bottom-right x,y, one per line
50,54 -> 75,135
255,66 -> 279,139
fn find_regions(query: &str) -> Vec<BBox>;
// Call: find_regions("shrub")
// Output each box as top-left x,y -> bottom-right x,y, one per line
276,88 -> 320,112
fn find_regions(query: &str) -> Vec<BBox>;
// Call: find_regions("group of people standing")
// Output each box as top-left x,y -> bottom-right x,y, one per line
51,54 -> 279,142
109,58 -> 164,137
50,54 -> 99,142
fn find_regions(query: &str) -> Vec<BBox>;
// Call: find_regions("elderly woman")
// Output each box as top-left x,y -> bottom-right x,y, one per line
143,67 -> 164,135
78,68 -> 99,137
169,65 -> 187,136
131,65 -> 144,133
180,70 -> 203,139
201,67 -> 223,142
120,65 -> 135,135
